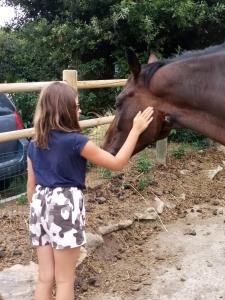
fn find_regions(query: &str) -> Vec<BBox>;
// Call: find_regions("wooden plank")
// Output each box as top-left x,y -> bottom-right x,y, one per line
156,138 -> 168,165
0,116 -> 114,142
0,79 -> 127,93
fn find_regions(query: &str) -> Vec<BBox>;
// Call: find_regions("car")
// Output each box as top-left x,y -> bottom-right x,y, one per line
0,93 -> 28,190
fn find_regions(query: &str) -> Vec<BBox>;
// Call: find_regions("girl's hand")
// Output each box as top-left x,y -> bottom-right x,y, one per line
132,107 -> 154,134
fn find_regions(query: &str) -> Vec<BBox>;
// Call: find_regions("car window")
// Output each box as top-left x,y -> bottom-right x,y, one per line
0,93 -> 15,116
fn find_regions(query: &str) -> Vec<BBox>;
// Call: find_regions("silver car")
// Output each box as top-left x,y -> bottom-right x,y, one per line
0,93 -> 28,190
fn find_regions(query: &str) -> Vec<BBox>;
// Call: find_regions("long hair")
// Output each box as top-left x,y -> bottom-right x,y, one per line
33,82 -> 81,148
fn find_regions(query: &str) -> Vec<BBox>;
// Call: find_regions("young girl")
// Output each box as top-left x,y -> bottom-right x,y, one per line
27,81 -> 154,300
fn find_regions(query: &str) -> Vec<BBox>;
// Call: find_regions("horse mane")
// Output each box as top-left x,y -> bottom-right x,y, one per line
143,42 -> 225,87
167,42 -> 225,63
143,62 -> 166,87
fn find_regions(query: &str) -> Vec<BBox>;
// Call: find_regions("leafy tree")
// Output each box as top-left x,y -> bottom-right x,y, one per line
1,0 -> 225,127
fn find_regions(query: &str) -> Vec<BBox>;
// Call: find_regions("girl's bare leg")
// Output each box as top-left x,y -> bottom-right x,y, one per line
35,245 -> 55,300
54,247 -> 80,300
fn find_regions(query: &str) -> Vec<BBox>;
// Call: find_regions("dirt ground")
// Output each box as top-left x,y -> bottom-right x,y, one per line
0,143 -> 225,299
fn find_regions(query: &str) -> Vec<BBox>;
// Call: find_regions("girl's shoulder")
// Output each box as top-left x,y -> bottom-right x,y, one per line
51,130 -> 89,146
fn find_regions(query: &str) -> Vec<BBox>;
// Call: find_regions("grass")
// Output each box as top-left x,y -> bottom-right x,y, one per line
135,150 -> 153,173
100,168 -> 113,179
17,194 -> 28,205
138,175 -> 152,191
171,144 -> 187,159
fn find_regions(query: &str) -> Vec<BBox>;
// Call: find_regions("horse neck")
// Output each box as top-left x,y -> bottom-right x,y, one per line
151,54 -> 225,113
150,55 -> 225,145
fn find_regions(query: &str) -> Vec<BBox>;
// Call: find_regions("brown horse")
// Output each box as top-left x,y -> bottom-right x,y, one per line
103,43 -> 225,155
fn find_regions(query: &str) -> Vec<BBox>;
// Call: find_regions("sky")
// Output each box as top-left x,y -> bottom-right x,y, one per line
0,6 -> 16,26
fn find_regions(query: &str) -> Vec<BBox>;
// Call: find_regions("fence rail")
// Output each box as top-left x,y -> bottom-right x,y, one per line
0,69 -> 167,163
0,116 -> 114,142
0,79 -> 127,93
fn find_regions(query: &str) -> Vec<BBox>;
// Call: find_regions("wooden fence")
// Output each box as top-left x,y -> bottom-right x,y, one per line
0,69 -> 167,164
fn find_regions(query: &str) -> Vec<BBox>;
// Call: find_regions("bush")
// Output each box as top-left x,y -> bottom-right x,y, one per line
169,129 -> 209,150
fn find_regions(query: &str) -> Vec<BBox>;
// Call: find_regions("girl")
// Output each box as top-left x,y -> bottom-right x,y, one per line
27,81 -> 154,300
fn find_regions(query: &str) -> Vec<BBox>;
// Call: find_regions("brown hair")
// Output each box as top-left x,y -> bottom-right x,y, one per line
33,82 -> 81,148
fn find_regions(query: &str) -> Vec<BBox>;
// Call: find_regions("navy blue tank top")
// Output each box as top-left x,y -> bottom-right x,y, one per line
27,130 -> 89,189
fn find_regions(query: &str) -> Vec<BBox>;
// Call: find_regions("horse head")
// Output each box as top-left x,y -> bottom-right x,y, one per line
103,50 -> 172,155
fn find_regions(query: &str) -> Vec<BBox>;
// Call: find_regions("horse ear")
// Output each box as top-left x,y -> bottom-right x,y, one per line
126,49 -> 141,78
148,53 -> 158,64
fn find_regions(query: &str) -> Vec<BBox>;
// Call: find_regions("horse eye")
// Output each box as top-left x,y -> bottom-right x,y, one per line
115,101 -> 122,108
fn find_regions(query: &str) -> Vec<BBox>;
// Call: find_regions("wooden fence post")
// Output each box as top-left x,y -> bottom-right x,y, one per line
63,70 -> 78,91
156,138 -> 167,166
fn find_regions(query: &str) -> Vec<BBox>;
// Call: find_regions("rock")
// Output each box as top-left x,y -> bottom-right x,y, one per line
212,200 -> 220,206
171,174 -> 178,180
85,233 -> 104,253
184,228 -> 196,236
180,277 -> 186,282
155,255 -> 165,261
0,250 -> 6,258
131,276 -> 142,283
154,197 -> 165,214
180,193 -> 186,201
134,208 -> 157,221
206,165 -> 223,180
176,265 -> 182,270
207,262 -> 213,267
130,284 -> 142,291
194,199 -> 200,205
86,195 -> 95,203
165,201 -> 176,209
80,283 -> 89,293
98,220 -> 133,235
213,209 -> 218,216
180,169 -> 189,175
96,197 -> 107,204
12,249 -> 22,256
0,262 -> 38,300
88,277 -> 97,286
155,190 -> 163,196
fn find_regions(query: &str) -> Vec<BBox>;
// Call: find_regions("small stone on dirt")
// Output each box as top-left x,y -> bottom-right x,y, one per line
12,249 -> 22,256
155,256 -> 165,261
207,262 -> 213,267
130,284 -> 142,291
96,197 -> 107,204
213,209 -> 218,216
184,228 -> 197,236
212,200 -> 220,206
0,251 -> 5,259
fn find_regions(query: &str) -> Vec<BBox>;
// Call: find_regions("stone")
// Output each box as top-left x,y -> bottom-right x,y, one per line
96,197 -> 107,204
85,233 -> 104,253
154,197 -> 165,214
184,228 -> 197,236
135,207 -> 157,221
98,220 -> 133,235
0,262 -> 38,300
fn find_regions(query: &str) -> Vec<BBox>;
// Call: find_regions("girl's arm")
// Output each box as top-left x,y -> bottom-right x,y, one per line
81,107 -> 154,171
27,157 -> 36,203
